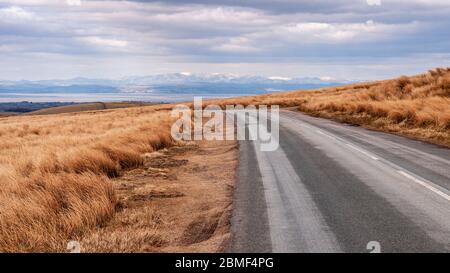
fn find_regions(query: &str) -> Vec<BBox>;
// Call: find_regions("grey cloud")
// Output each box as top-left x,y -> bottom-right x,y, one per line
126,0 -> 375,14
123,0 -> 450,15
0,0 -> 449,80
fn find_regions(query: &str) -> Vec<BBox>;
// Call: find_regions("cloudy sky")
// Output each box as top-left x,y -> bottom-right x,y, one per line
0,0 -> 449,81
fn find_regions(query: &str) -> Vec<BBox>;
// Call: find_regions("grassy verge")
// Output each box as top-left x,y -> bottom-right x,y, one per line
80,140 -> 237,252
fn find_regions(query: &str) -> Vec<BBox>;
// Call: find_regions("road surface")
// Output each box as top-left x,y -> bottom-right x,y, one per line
231,110 -> 450,253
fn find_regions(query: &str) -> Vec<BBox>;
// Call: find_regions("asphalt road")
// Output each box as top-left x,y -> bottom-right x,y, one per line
231,110 -> 450,253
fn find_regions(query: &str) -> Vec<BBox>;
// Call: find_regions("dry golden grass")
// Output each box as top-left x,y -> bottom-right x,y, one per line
208,67 -> 450,147
0,106 -> 173,252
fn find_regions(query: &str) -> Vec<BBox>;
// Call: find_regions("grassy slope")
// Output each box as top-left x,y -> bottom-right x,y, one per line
0,106 -> 173,252
25,102 -> 152,116
0,112 -> 18,117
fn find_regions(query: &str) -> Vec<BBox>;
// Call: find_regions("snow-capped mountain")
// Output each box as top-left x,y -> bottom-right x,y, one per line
0,73 -> 352,102
1,73 -> 351,88
119,73 -> 350,85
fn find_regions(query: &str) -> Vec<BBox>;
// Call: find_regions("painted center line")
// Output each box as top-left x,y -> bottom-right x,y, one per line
345,143 -> 379,161
316,129 -> 379,160
397,170 -> 450,202
283,114 -> 450,203
316,129 -> 337,140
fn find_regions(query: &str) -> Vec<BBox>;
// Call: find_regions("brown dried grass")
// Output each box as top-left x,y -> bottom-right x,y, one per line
0,106 -> 173,252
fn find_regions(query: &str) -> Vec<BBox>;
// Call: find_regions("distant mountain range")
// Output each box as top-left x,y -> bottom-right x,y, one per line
118,73 -> 350,85
0,73 -> 353,102
0,73 -> 351,90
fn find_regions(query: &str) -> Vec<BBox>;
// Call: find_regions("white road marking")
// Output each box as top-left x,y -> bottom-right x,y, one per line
282,113 -> 450,203
316,129 -> 378,160
345,143 -> 379,161
316,129 -> 337,140
397,171 -> 450,202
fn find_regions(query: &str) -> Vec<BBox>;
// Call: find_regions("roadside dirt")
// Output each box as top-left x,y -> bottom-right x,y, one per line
80,140 -> 237,252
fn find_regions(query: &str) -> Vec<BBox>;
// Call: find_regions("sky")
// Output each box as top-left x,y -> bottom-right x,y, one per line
0,0 -> 449,81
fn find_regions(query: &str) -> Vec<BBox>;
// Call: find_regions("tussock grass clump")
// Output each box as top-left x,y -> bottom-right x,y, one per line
0,172 -> 114,252
0,107 -> 173,252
